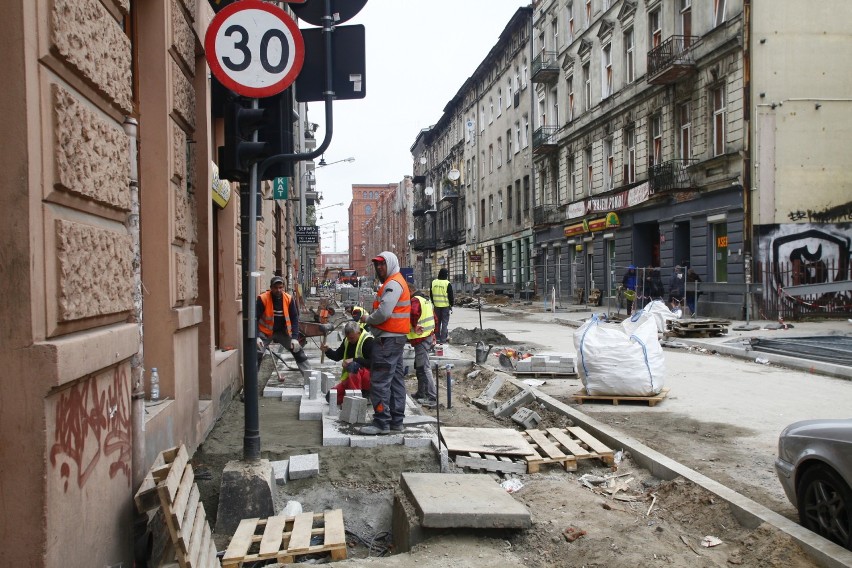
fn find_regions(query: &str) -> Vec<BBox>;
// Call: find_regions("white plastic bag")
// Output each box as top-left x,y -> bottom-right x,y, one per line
641,300 -> 680,333
573,313 -> 665,396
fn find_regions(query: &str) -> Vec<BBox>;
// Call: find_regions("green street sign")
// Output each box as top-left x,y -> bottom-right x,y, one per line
273,177 -> 289,200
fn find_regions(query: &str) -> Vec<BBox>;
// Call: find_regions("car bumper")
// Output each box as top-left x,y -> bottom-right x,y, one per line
775,457 -> 797,506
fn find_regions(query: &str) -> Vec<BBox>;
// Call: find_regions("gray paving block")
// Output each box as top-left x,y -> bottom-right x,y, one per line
288,453 -> 319,480
327,400 -> 340,417
263,385 -> 286,398
515,359 -> 532,372
308,376 -> 320,399
404,436 -> 434,448
271,460 -> 289,485
376,433 -> 406,446
321,372 -> 335,393
341,396 -> 369,424
493,389 -> 536,418
480,375 -> 506,399
472,396 -> 497,411
322,416 -> 350,447
299,400 -> 325,421
350,436 -> 378,448
511,407 -> 542,429
281,387 -> 304,401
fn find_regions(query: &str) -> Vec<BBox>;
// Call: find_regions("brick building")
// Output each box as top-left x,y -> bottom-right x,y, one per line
348,183 -> 399,277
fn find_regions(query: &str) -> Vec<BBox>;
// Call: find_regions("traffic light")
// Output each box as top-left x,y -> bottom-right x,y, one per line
218,90 -> 294,183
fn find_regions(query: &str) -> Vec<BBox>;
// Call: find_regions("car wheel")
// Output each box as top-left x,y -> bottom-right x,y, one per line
796,463 -> 852,550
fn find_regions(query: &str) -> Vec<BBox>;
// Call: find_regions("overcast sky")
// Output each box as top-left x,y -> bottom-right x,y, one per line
306,0 -> 529,252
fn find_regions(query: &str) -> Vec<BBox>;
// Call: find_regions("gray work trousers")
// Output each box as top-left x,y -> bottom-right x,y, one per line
434,306 -> 451,342
369,335 -> 407,429
413,340 -> 436,400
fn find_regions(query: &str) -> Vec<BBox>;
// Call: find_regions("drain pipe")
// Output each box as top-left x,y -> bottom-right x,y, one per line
124,117 -> 146,491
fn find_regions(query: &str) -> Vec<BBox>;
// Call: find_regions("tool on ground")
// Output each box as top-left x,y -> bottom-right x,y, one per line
474,341 -> 493,364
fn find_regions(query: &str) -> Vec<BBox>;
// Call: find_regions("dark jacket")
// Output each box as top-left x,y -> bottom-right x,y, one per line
324,333 -> 374,370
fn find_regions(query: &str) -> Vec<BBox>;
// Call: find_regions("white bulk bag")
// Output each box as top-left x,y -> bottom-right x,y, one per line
641,300 -> 680,333
573,312 -> 666,396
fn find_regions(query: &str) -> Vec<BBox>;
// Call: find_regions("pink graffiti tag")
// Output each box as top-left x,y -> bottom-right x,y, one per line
49,368 -> 131,492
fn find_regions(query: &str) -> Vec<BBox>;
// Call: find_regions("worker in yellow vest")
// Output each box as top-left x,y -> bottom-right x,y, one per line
321,321 -> 374,406
430,268 -> 454,344
356,251 -> 411,435
407,284 -> 437,408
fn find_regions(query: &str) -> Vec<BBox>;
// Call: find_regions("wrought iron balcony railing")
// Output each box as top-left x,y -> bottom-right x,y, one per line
531,51 -> 560,83
533,204 -> 564,227
648,158 -> 696,194
532,126 -> 559,155
647,35 -> 699,84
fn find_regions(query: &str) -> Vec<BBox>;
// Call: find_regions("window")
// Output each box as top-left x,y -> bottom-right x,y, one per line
551,18 -> 559,50
678,101 -> 692,161
489,195 -> 494,223
507,78 -> 513,108
567,2 -> 575,44
714,0 -> 726,27
569,155 -> 579,200
601,43 -> 612,98
538,96 -> 547,128
488,144 -> 494,172
514,66 -> 520,92
585,145 -> 593,195
585,0 -> 591,28
582,62 -> 591,111
623,28 -> 635,84
604,138 -> 614,190
489,97 -> 494,123
523,176 -> 530,211
522,58 -> 528,88
497,138 -> 503,168
498,190 -> 504,220
497,89 -> 503,116
649,8 -> 661,48
481,151 -> 486,177
538,31 -> 546,57
514,121 -> 521,152
522,115 -> 530,148
603,0 -> 611,9
567,75 -> 574,121
624,128 -> 636,183
680,0 -> 693,47
507,185 -> 513,219
550,86 -> 559,125
365,204 -> 372,215
650,114 -> 662,166
506,129 -> 513,161
712,86 -> 726,156
480,199 -> 485,227
515,180 -> 522,220
480,105 -> 485,132
363,191 -> 367,198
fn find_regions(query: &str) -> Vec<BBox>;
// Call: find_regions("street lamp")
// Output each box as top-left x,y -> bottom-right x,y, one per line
316,201 -> 344,219
318,156 -> 355,168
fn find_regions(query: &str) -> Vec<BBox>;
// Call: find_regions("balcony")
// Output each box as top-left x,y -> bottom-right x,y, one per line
533,204 -> 564,227
410,237 -> 437,251
305,190 -> 319,205
440,185 -> 460,203
532,126 -> 559,155
648,159 -> 696,194
412,196 -> 432,217
531,51 -> 560,83
647,35 -> 700,84
438,228 -> 466,248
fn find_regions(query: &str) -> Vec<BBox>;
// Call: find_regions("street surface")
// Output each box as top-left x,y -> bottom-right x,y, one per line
448,305 -> 852,517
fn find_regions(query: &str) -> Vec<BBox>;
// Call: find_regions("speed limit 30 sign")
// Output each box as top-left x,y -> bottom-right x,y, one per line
204,0 -> 305,98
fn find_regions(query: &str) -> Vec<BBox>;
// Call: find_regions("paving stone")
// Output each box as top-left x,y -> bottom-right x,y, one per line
403,415 -> 437,425
515,359 -> 532,372
322,416 -> 350,447
298,400 -> 324,421
262,385 -> 285,398
511,407 -> 542,429
341,396 -> 369,424
288,453 -> 319,480
281,387 -> 305,401
350,436 -> 378,448
271,460 -> 289,485
472,396 -> 497,411
493,389 -> 536,418
376,433 -> 405,446
404,436 -> 434,448
308,376 -> 320,399
480,375 -> 506,399
327,400 -> 340,418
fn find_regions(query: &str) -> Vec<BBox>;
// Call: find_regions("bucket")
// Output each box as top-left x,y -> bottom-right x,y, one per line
435,346 -> 444,357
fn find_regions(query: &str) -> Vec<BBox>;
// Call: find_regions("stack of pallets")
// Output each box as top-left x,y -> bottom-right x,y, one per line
522,427 -> 615,473
670,318 -> 730,337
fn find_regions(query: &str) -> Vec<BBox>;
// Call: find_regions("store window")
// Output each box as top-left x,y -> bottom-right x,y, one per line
714,222 -> 728,282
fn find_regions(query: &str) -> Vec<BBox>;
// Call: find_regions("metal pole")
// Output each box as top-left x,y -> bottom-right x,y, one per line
243,98 -> 261,461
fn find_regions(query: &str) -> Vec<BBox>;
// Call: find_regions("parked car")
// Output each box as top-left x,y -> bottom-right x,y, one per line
775,419 -> 852,550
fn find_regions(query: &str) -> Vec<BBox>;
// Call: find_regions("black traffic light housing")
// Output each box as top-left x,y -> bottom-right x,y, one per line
218,90 -> 295,183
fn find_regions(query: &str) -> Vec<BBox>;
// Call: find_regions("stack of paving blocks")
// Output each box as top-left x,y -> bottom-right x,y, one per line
340,395 -> 370,424
514,353 -> 575,375
271,453 -> 320,485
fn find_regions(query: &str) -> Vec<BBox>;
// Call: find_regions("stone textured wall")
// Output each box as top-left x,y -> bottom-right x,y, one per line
55,220 -> 134,321
171,0 -> 195,74
171,61 -> 196,130
52,85 -> 130,211
51,0 -> 132,113
175,250 -> 198,302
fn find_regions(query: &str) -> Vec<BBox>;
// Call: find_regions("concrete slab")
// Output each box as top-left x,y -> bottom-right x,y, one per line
403,415 -> 438,426
321,416 -> 350,447
400,472 -> 531,529
288,453 -> 319,480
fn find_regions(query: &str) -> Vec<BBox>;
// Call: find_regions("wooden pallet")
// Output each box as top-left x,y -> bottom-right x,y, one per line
522,427 -> 615,473
454,451 -> 529,474
222,510 -> 347,566
514,371 -> 577,379
572,387 -> 670,407
671,319 -> 730,337
134,446 -> 220,568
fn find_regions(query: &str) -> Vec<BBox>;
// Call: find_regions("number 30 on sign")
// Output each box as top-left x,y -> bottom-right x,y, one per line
204,0 -> 305,98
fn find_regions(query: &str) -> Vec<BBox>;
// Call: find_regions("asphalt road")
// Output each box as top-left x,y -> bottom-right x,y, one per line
447,305 -> 852,517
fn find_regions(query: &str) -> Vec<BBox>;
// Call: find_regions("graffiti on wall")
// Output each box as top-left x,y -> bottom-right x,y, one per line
49,368 -> 131,492
787,200 -> 852,223
757,223 -> 852,310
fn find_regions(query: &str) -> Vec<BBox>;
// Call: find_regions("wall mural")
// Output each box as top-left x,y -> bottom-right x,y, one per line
757,223 -> 852,311
49,367 -> 131,492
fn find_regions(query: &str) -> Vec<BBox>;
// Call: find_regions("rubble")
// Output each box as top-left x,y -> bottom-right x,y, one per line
449,327 -> 513,345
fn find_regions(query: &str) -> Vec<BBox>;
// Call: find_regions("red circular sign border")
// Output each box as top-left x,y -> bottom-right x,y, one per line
205,0 -> 305,98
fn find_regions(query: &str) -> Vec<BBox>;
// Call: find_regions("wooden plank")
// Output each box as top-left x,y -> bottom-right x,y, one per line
441,426 -> 536,456
525,429 -> 567,459
196,525 -> 212,568
189,522 -> 212,568
287,512 -> 315,552
180,485 -> 201,540
186,502 -> 206,567
171,464 -> 196,530
571,387 -> 669,407
207,534 -> 220,568
134,451 -> 167,512
455,454 -> 527,474
163,445 -> 190,504
259,515 -> 288,556
222,518 -> 260,565
546,428 -> 592,459
323,509 -> 346,547
566,427 -> 613,456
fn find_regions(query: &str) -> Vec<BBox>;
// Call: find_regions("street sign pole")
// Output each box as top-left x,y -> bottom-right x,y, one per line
243,97 -> 261,461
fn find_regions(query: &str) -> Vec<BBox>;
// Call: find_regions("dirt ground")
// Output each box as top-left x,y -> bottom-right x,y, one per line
191,349 -> 818,567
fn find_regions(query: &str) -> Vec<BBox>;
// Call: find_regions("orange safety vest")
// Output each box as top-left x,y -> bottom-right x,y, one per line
371,272 -> 411,334
258,290 -> 292,337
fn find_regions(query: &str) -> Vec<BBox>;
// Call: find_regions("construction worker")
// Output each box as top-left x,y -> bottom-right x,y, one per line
321,321 -> 374,406
430,268 -> 454,344
357,251 -> 411,435
257,275 -> 309,371
350,306 -> 367,329
407,284 -> 437,407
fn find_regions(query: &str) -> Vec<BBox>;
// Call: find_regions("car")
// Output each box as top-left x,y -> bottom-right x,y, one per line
775,418 -> 852,550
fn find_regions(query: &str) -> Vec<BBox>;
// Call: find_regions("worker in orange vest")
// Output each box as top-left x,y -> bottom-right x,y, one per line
256,275 -> 308,371
356,251 -> 411,435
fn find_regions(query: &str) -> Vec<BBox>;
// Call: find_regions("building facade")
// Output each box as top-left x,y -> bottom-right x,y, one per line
348,183 -> 399,276
362,177 -> 415,282
0,0 -> 313,565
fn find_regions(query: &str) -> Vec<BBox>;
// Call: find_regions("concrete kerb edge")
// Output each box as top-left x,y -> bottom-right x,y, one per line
504,375 -> 852,568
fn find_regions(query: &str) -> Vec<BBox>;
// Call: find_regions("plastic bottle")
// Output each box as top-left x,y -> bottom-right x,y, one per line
150,367 -> 160,401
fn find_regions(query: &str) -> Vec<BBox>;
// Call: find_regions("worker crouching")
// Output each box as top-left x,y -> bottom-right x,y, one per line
321,321 -> 373,406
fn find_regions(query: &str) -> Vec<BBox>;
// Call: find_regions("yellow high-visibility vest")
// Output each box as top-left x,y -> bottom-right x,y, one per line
431,279 -> 450,307
407,296 -> 435,339
340,330 -> 373,381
